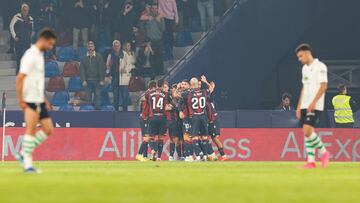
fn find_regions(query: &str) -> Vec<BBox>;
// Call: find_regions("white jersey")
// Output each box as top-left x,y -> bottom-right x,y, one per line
300,58 -> 328,111
19,45 -> 45,103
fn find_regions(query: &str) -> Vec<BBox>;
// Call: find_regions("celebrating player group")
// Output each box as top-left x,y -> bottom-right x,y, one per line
136,76 -> 227,162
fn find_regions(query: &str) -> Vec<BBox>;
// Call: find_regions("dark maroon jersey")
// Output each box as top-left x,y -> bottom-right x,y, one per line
182,88 -> 210,117
145,88 -> 171,119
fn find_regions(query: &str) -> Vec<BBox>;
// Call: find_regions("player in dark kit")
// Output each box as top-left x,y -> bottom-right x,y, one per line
201,76 -> 227,161
179,77 -> 214,161
165,83 -> 184,161
178,80 -> 194,161
145,80 -> 172,161
136,80 -> 157,162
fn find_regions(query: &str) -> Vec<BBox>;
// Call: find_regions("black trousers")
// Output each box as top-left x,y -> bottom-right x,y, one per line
15,42 -> 30,74
335,123 -> 354,128
164,18 -> 175,49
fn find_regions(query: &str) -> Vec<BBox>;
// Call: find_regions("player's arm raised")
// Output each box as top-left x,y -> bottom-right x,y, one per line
201,75 -> 214,93
16,73 -> 27,111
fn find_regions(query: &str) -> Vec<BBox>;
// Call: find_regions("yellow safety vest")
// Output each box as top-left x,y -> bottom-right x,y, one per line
332,95 -> 354,123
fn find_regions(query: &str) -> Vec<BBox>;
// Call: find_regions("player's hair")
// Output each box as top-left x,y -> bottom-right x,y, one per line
171,84 -> 177,89
148,80 -> 157,89
157,79 -> 166,88
182,79 -> 190,84
338,84 -> 347,94
295,43 -> 312,54
38,28 -> 57,40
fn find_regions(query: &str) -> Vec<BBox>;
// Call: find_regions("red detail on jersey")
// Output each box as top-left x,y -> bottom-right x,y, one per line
145,89 -> 170,119
206,102 -> 215,122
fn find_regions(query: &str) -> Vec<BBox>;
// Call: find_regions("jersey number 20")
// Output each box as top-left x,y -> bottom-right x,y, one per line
192,97 -> 206,110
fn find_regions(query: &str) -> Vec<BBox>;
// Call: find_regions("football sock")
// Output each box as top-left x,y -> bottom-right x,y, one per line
206,140 -> 214,155
199,140 -> 207,155
307,132 -> 327,155
176,144 -> 183,157
21,134 -> 36,169
138,141 -> 148,155
184,141 -> 192,157
149,139 -> 156,151
170,143 -> 175,157
34,130 -> 48,147
304,137 -> 315,163
218,148 -> 225,156
157,140 -> 164,158
143,143 -> 148,158
192,139 -> 202,156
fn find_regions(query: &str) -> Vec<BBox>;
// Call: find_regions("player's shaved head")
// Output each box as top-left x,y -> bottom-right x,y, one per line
190,77 -> 199,88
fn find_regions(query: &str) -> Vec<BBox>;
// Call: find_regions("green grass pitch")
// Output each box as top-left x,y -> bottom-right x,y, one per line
0,161 -> 359,203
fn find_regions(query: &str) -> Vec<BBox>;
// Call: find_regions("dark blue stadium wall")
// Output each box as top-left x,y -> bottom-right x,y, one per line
169,0 -> 360,110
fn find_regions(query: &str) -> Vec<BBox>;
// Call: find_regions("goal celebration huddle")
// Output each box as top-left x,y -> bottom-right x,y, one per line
136,76 -> 227,162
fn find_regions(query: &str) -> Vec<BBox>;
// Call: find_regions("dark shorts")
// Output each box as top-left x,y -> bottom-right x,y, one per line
140,119 -> 149,136
182,118 -> 192,134
167,120 -> 180,137
209,118 -> 220,138
26,103 -> 50,120
148,117 -> 167,136
300,109 -> 321,127
191,115 -> 209,136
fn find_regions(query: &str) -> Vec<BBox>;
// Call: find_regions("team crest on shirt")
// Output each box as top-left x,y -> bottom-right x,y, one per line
303,76 -> 309,81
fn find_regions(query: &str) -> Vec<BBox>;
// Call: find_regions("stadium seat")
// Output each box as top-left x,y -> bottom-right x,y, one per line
101,89 -> 111,106
174,31 -> 194,47
45,61 -> 60,77
100,105 -> 115,111
57,46 -> 74,62
76,47 -> 87,61
47,76 -> 66,92
67,76 -> 84,92
62,61 -> 80,77
59,104 -> 75,111
79,105 -> 96,111
51,91 -> 70,106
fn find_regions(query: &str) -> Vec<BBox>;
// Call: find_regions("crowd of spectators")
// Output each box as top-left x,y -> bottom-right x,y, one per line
1,0 -> 236,111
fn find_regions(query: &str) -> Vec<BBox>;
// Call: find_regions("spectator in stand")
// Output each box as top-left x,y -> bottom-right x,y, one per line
197,0 -> 214,31
118,42 -> 136,111
135,39 -> 156,78
158,0 -> 178,49
80,41 -> 105,110
141,3 -> 165,75
176,0 -> 197,31
37,0 -> 57,30
106,40 -> 124,111
9,3 -> 34,74
118,0 -> 137,46
71,0 -> 91,53
2,0 -> 22,54
276,93 -> 294,111
91,0 -> 111,47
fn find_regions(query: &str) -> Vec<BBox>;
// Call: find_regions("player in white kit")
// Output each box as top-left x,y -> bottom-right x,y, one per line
295,44 -> 330,169
15,29 -> 57,173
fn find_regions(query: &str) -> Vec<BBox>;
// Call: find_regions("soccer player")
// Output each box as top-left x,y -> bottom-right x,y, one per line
295,43 -> 330,169
145,80 -> 171,161
179,77 -> 214,161
136,80 -> 157,162
15,28 -> 57,173
201,76 -> 227,161
178,79 -> 194,161
165,83 -> 183,161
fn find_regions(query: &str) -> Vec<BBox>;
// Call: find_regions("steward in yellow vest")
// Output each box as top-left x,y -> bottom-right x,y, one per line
331,85 -> 357,128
